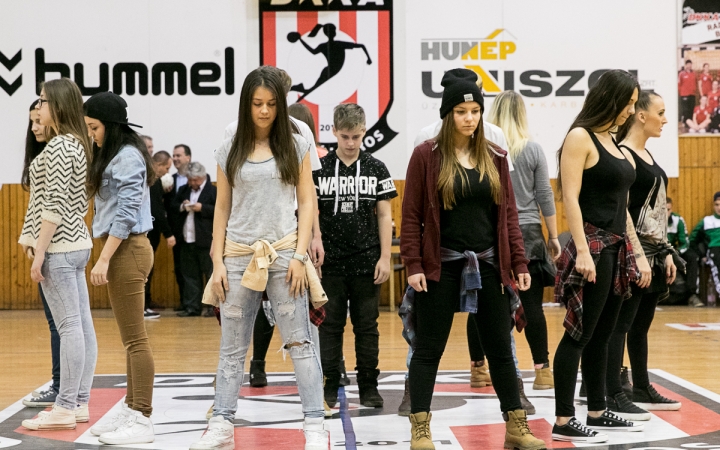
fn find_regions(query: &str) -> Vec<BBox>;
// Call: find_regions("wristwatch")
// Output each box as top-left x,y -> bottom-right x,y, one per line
292,253 -> 308,263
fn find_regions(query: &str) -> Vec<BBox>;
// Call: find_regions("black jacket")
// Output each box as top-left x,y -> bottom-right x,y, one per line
148,179 -> 173,246
163,173 -> 185,242
170,178 -> 216,248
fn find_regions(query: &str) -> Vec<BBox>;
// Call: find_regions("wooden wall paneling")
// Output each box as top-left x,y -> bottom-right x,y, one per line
1,186 -> 10,309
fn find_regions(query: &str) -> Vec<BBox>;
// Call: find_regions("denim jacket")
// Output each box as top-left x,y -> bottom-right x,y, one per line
92,146 -> 152,239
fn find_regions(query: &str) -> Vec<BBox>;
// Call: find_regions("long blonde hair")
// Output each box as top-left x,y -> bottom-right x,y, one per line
436,114 -> 501,209
41,78 -> 92,162
487,90 -> 529,161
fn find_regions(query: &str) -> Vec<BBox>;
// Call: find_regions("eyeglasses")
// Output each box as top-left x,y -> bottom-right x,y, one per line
37,98 -> 49,108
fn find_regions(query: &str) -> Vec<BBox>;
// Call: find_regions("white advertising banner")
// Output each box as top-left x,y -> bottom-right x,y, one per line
0,0 -> 247,185
405,0 -> 680,178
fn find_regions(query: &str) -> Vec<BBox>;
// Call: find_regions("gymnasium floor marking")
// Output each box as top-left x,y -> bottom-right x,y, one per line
666,322 -> 720,331
1,370 -> 720,449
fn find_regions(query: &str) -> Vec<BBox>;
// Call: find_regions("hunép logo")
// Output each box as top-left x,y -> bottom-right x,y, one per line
420,29 -> 639,99
0,50 -> 22,95
0,48 -> 235,97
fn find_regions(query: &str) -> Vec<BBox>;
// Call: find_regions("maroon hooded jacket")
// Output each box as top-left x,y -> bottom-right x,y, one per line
400,140 -> 529,288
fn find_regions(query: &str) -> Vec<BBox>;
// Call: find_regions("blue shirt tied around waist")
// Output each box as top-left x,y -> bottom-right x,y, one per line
399,247 -> 522,349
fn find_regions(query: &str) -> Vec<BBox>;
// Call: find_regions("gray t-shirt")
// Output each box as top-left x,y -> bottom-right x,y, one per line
509,141 -> 556,225
215,135 -> 310,251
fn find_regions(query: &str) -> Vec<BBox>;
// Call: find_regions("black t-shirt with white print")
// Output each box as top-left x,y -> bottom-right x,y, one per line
314,150 -> 398,276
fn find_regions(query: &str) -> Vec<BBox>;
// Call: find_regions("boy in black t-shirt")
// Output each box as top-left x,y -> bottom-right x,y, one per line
313,104 -> 397,408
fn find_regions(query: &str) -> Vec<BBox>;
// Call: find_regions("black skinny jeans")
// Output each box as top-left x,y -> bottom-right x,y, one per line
319,275 -> 380,380
606,291 -> 661,395
554,244 -> 624,416
410,259 -> 521,414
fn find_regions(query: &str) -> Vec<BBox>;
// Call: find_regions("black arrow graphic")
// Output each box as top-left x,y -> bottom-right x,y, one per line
0,50 -> 21,70
0,75 -> 22,95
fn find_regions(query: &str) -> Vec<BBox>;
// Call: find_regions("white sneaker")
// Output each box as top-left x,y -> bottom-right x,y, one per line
36,404 -> 88,423
98,409 -> 154,445
303,417 -> 329,450
90,403 -> 131,436
22,404 -> 76,430
190,416 -> 235,449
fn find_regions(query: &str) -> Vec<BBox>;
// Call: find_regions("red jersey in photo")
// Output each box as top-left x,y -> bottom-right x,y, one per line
708,90 -> 720,111
700,73 -> 713,96
679,70 -> 697,97
694,105 -> 712,123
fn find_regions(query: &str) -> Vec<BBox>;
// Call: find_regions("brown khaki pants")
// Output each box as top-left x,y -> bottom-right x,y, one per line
104,234 -> 155,417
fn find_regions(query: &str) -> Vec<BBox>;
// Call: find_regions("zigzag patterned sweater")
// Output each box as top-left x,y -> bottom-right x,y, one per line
19,134 -> 93,253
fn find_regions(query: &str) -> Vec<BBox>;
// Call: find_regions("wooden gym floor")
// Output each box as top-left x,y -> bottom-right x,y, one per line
3,305 -> 720,410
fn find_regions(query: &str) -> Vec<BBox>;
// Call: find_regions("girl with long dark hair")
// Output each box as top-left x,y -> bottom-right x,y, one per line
401,68 -> 545,450
20,100 -> 63,409
191,66 -> 327,450
488,90 -> 561,390
605,91 -> 681,416
83,92 -> 157,445
552,70 -> 652,442
19,78 -> 96,431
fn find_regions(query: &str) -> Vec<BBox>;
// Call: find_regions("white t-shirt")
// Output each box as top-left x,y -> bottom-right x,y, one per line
413,119 -> 513,171
224,117 -> 322,171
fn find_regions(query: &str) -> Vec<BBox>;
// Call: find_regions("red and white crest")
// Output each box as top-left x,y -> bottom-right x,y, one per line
260,0 -> 396,153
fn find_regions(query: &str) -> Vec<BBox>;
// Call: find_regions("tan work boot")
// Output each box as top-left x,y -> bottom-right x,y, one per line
470,361 -> 492,388
503,409 -> 546,450
533,365 -> 554,390
324,400 -> 333,417
409,412 -> 435,450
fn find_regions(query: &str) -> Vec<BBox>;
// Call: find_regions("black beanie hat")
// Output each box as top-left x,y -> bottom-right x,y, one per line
439,68 -> 484,119
84,92 -> 142,128
714,191 -> 720,202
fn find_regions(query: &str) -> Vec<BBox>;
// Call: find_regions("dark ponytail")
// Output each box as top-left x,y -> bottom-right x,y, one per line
615,90 -> 661,142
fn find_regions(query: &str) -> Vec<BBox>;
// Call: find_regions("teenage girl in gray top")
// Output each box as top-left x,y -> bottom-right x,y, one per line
192,66 -> 327,450
488,90 -> 560,389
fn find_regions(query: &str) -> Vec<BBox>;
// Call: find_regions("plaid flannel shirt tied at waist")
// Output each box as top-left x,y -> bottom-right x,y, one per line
399,246 -> 526,349
555,223 -> 639,341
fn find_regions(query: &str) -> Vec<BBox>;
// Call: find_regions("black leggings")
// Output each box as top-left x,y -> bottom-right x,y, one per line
553,245 -> 624,416
409,259 -> 521,414
606,291 -> 661,394
467,314 -> 484,361
521,262 -> 550,365
252,304 -> 275,361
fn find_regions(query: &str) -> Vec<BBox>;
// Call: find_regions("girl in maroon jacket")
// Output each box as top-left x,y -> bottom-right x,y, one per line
400,68 -> 544,450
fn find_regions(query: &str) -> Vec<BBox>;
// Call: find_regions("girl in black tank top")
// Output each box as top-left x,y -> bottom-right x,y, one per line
552,70 -> 648,442
578,129 -> 636,235
605,91 -> 682,413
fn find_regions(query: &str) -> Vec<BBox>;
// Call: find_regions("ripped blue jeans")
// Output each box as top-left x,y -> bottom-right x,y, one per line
213,254 -> 324,420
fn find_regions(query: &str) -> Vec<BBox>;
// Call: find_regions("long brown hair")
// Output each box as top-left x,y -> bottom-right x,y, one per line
41,78 -> 92,163
556,70 -> 639,197
436,113 -> 501,209
226,67 -> 299,187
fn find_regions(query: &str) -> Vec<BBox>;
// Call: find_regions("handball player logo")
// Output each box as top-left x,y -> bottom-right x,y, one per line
259,0 -> 396,153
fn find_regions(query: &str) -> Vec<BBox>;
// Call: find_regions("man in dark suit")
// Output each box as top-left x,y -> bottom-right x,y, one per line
145,151 -> 176,317
171,161 -> 216,317
164,144 -> 192,309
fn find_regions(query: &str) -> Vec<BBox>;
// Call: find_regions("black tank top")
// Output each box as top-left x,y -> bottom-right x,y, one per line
622,146 -> 668,244
577,129 -> 636,235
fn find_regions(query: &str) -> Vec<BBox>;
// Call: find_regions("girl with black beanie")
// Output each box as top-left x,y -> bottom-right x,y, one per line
401,68 -> 545,450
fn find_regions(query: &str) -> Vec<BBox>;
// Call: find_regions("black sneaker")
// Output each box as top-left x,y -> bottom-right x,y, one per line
144,309 -> 160,319
586,410 -> 644,431
249,360 -> 267,387
552,417 -> 608,443
324,377 -> 340,408
339,360 -> 351,386
359,386 -> 384,408
607,392 -> 651,421
22,389 -> 57,407
621,366 -> 633,399
633,384 -> 682,411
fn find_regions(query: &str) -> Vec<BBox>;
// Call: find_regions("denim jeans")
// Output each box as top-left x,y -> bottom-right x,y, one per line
40,249 -> 97,410
39,284 -> 61,393
213,253 -> 324,421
